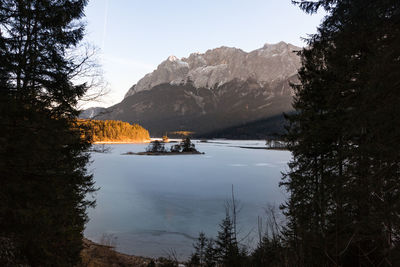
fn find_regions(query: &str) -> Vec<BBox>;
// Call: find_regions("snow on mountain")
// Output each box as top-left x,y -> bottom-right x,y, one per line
124,42 -> 301,98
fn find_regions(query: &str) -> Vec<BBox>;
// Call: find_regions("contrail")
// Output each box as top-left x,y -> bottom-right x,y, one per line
101,0 -> 109,52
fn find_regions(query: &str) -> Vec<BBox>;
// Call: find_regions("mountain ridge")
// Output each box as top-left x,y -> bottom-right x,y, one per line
124,42 -> 301,98
92,42 -> 301,137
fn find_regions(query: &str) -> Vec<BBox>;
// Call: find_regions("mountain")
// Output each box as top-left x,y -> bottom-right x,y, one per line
79,107 -> 107,119
98,42 -> 301,138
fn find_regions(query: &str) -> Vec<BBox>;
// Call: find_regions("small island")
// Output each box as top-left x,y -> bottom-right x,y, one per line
124,138 -> 204,155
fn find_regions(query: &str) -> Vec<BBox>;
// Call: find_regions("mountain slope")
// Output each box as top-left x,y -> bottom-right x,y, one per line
79,107 -> 107,119
98,42 -> 301,137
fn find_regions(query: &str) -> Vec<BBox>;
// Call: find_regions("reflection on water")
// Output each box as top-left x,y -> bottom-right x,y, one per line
84,140 -> 290,260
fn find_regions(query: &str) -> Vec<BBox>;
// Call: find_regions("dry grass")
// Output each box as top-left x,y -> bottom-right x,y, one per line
80,238 -> 152,267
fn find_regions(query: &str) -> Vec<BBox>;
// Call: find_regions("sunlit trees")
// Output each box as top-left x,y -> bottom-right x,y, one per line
78,119 -> 150,142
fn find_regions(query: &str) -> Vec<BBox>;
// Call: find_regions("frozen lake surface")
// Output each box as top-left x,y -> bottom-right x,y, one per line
84,140 -> 291,260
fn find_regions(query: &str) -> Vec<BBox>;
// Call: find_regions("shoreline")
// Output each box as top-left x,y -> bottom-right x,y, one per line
93,140 -> 150,144
234,146 -> 288,151
81,238 -> 184,266
123,151 -> 204,156
81,238 -> 153,266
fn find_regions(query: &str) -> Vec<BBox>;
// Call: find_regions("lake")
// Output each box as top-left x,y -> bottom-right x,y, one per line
84,140 -> 291,260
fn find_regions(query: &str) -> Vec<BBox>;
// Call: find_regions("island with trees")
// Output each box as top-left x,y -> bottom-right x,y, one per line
78,119 -> 150,143
124,138 -> 204,155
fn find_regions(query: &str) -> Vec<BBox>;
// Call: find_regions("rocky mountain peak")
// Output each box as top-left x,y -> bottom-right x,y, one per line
124,42 -> 301,98
99,41 -> 302,138
167,55 -> 179,62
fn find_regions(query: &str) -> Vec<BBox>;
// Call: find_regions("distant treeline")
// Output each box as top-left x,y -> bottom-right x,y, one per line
78,119 -> 150,142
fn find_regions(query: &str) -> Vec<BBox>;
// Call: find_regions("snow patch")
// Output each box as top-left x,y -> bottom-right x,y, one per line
168,55 -> 178,62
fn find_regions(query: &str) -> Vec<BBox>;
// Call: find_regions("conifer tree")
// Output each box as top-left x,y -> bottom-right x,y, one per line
283,0 -> 400,265
193,232 -> 207,265
0,1 -> 96,266
181,137 -> 197,152
204,239 -> 217,267
189,232 -> 208,266
214,214 -> 242,266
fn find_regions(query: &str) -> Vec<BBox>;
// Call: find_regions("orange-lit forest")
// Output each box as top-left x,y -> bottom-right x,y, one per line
79,119 -> 150,142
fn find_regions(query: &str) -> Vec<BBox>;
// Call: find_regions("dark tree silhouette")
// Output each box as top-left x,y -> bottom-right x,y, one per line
146,140 -> 166,153
180,137 -> 197,152
0,1 -> 96,266
204,238 -> 217,267
170,144 -> 182,153
189,232 -> 208,266
282,0 -> 400,265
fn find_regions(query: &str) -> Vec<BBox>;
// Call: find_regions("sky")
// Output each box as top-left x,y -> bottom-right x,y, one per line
82,0 -> 325,108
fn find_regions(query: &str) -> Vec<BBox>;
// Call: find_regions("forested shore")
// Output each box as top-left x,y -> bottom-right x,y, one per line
78,119 -> 150,143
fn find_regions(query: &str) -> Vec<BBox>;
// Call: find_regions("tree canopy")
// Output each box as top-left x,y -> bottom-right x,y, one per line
0,1 -> 96,266
78,119 -> 150,142
282,0 -> 400,265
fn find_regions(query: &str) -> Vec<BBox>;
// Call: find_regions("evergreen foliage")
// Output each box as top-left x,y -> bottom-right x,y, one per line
251,235 -> 284,267
214,214 -> 241,266
180,137 -> 197,152
203,239 -> 217,267
282,0 -> 400,265
188,212 -> 248,267
251,206 -> 287,266
78,119 -> 150,142
189,235 -> 217,267
189,232 -> 207,266
169,138 -> 198,153
0,0 -> 96,266
170,144 -> 182,153
143,138 -> 200,154
146,140 -> 166,153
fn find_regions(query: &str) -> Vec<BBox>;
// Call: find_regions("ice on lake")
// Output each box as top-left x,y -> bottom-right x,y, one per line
84,140 -> 291,260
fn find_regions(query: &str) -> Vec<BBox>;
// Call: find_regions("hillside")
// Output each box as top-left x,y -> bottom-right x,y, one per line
78,119 -> 150,142
93,42 -> 301,137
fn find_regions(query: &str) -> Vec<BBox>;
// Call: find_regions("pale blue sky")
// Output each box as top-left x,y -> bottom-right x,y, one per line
83,0 -> 325,107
